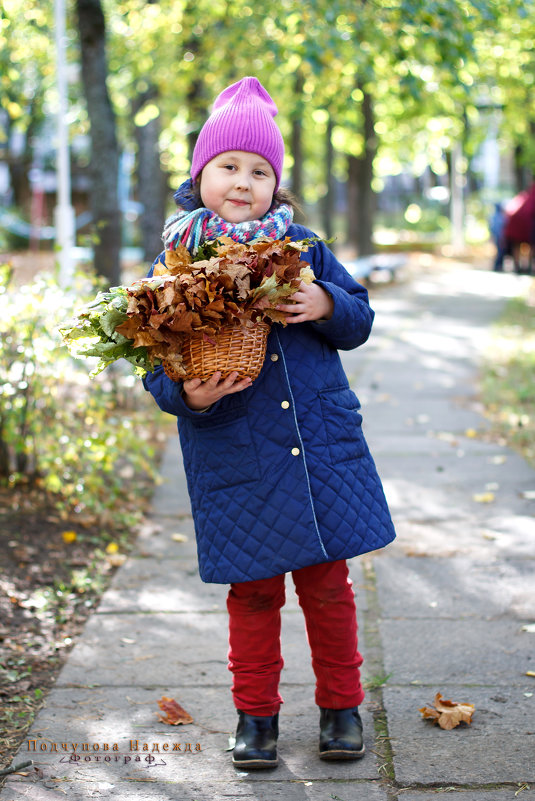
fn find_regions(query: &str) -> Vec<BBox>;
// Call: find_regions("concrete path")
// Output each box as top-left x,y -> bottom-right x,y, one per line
2,260 -> 534,801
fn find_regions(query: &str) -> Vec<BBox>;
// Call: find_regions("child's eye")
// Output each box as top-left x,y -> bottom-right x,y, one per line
223,164 -> 236,171
254,169 -> 268,177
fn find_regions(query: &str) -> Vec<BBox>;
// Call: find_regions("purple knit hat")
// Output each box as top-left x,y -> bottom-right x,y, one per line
190,77 -> 285,190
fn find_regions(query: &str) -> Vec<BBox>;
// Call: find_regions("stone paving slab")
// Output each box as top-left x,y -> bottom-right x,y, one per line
55,609 -> 335,689
379,618 -> 534,686
368,456 -> 535,506
374,557 -> 535,620
148,440 -> 191,518
358,399 -> 490,436
99,550 -> 367,615
8,684 -> 382,785
400,793 -> 535,801
383,686 -> 535,785
388,514 -> 535,561
3,779 -> 388,801
55,607 -> 372,692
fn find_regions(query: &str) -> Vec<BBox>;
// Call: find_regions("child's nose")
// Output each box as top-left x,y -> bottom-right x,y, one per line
234,172 -> 251,190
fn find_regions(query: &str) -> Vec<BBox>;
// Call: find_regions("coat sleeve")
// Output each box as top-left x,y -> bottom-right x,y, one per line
292,226 -> 375,351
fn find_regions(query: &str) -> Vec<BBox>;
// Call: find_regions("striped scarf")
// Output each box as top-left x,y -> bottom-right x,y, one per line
162,180 -> 293,255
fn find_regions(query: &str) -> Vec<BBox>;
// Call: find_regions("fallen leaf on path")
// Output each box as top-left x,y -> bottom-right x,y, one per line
526,671 -> 535,678
171,533 -> 189,543
157,696 -> 194,725
472,492 -> 495,503
420,692 -> 475,730
522,624 -> 535,633
519,490 -> 535,500
106,553 -> 127,567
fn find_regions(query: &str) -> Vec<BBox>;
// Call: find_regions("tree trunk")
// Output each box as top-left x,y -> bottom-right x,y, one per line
346,86 -> 376,256
76,0 -> 121,285
321,115 -> 335,240
290,72 -> 305,222
133,88 -> 168,261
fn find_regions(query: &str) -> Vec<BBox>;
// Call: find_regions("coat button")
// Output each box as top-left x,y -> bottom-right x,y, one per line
270,353 -> 279,362
281,401 -> 290,409
291,447 -> 300,456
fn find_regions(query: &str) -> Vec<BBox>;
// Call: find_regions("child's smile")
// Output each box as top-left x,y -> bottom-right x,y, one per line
200,151 -> 277,223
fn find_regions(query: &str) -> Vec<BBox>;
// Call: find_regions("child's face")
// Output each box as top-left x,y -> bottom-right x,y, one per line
199,151 -> 277,223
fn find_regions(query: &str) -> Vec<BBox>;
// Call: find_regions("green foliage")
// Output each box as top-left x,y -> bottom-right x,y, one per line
0,265 -> 161,530
481,291 -> 535,467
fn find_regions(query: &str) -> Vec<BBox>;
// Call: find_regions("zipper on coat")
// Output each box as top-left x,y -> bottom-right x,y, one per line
274,329 -> 329,559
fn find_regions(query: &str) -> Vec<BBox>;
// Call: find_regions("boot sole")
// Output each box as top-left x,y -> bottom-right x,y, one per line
319,745 -> 366,761
232,757 -> 279,769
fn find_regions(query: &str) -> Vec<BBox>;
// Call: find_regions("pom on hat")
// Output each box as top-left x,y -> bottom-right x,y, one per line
191,77 -> 284,190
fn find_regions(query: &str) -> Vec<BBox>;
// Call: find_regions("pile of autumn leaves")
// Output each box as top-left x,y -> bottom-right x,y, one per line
61,238 -> 315,380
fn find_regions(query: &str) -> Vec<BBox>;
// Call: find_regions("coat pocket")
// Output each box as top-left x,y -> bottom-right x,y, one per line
188,409 -> 261,491
319,386 -> 366,464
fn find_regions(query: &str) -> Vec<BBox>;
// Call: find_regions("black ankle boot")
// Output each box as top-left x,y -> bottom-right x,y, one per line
232,710 -> 279,769
319,706 -> 365,760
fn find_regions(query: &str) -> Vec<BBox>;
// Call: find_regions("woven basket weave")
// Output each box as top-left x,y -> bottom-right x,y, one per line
163,322 -> 270,383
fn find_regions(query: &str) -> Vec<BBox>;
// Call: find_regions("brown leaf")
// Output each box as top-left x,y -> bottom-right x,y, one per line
156,696 -> 194,725
164,245 -> 192,273
420,692 -> 475,730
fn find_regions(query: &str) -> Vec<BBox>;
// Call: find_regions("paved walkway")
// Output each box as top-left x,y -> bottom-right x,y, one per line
2,260 -> 534,801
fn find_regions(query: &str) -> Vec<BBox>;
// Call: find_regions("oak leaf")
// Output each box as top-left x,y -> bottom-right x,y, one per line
420,692 -> 475,730
156,696 -> 194,726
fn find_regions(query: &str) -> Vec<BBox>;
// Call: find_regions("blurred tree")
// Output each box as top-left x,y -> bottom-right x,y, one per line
0,3 -> 52,212
2,0 -> 535,259
76,0 -> 121,285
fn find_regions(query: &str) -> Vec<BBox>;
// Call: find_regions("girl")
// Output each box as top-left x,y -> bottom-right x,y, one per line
143,77 -> 396,769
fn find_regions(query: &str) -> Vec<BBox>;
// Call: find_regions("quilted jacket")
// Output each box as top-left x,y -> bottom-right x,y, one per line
143,223 -> 396,584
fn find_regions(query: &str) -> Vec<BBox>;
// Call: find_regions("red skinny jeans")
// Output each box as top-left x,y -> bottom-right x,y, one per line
226,559 -> 364,716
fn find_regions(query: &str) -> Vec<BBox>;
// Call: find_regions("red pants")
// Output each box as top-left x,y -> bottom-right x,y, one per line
226,559 -> 365,716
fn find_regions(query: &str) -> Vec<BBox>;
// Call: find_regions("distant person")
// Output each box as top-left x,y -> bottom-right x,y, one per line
143,77 -> 396,769
489,202 -> 507,272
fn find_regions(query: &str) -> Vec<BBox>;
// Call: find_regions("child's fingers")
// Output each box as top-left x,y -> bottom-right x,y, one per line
183,377 -> 203,392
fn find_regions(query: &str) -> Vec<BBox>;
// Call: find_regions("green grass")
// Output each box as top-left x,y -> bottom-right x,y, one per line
481,289 -> 535,467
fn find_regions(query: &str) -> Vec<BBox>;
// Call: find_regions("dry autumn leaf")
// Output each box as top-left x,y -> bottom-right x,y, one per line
472,492 -> 495,503
420,692 -> 475,730
157,696 -> 194,726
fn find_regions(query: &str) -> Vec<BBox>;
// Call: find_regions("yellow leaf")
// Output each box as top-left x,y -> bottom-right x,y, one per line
106,542 -> 119,554
465,428 -> 478,438
171,533 -> 189,543
106,553 -> 127,567
472,492 -> 495,503
62,530 -> 77,543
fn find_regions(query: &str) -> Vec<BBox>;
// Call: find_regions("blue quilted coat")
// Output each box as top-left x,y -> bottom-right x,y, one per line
143,223 -> 396,583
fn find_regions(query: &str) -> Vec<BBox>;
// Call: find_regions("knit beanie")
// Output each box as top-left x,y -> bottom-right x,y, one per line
190,77 -> 285,190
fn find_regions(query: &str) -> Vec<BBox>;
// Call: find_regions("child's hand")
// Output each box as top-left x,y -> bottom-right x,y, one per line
277,281 -> 334,324
182,371 -> 252,411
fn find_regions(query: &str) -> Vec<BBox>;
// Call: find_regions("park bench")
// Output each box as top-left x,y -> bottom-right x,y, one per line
343,253 -> 407,283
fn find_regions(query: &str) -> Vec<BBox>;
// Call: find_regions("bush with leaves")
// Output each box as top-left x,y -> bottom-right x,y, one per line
0,263 -> 161,533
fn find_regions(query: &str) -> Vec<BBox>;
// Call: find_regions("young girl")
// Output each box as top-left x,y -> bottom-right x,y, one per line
143,77 -> 396,769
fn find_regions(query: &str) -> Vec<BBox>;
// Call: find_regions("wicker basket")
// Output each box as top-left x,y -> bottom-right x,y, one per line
164,322 -> 270,382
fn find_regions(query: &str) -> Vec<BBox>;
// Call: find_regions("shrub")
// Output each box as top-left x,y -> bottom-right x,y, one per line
0,263 -> 162,533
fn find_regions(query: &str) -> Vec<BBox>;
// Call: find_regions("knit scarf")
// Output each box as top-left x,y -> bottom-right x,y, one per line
162,179 -> 293,255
